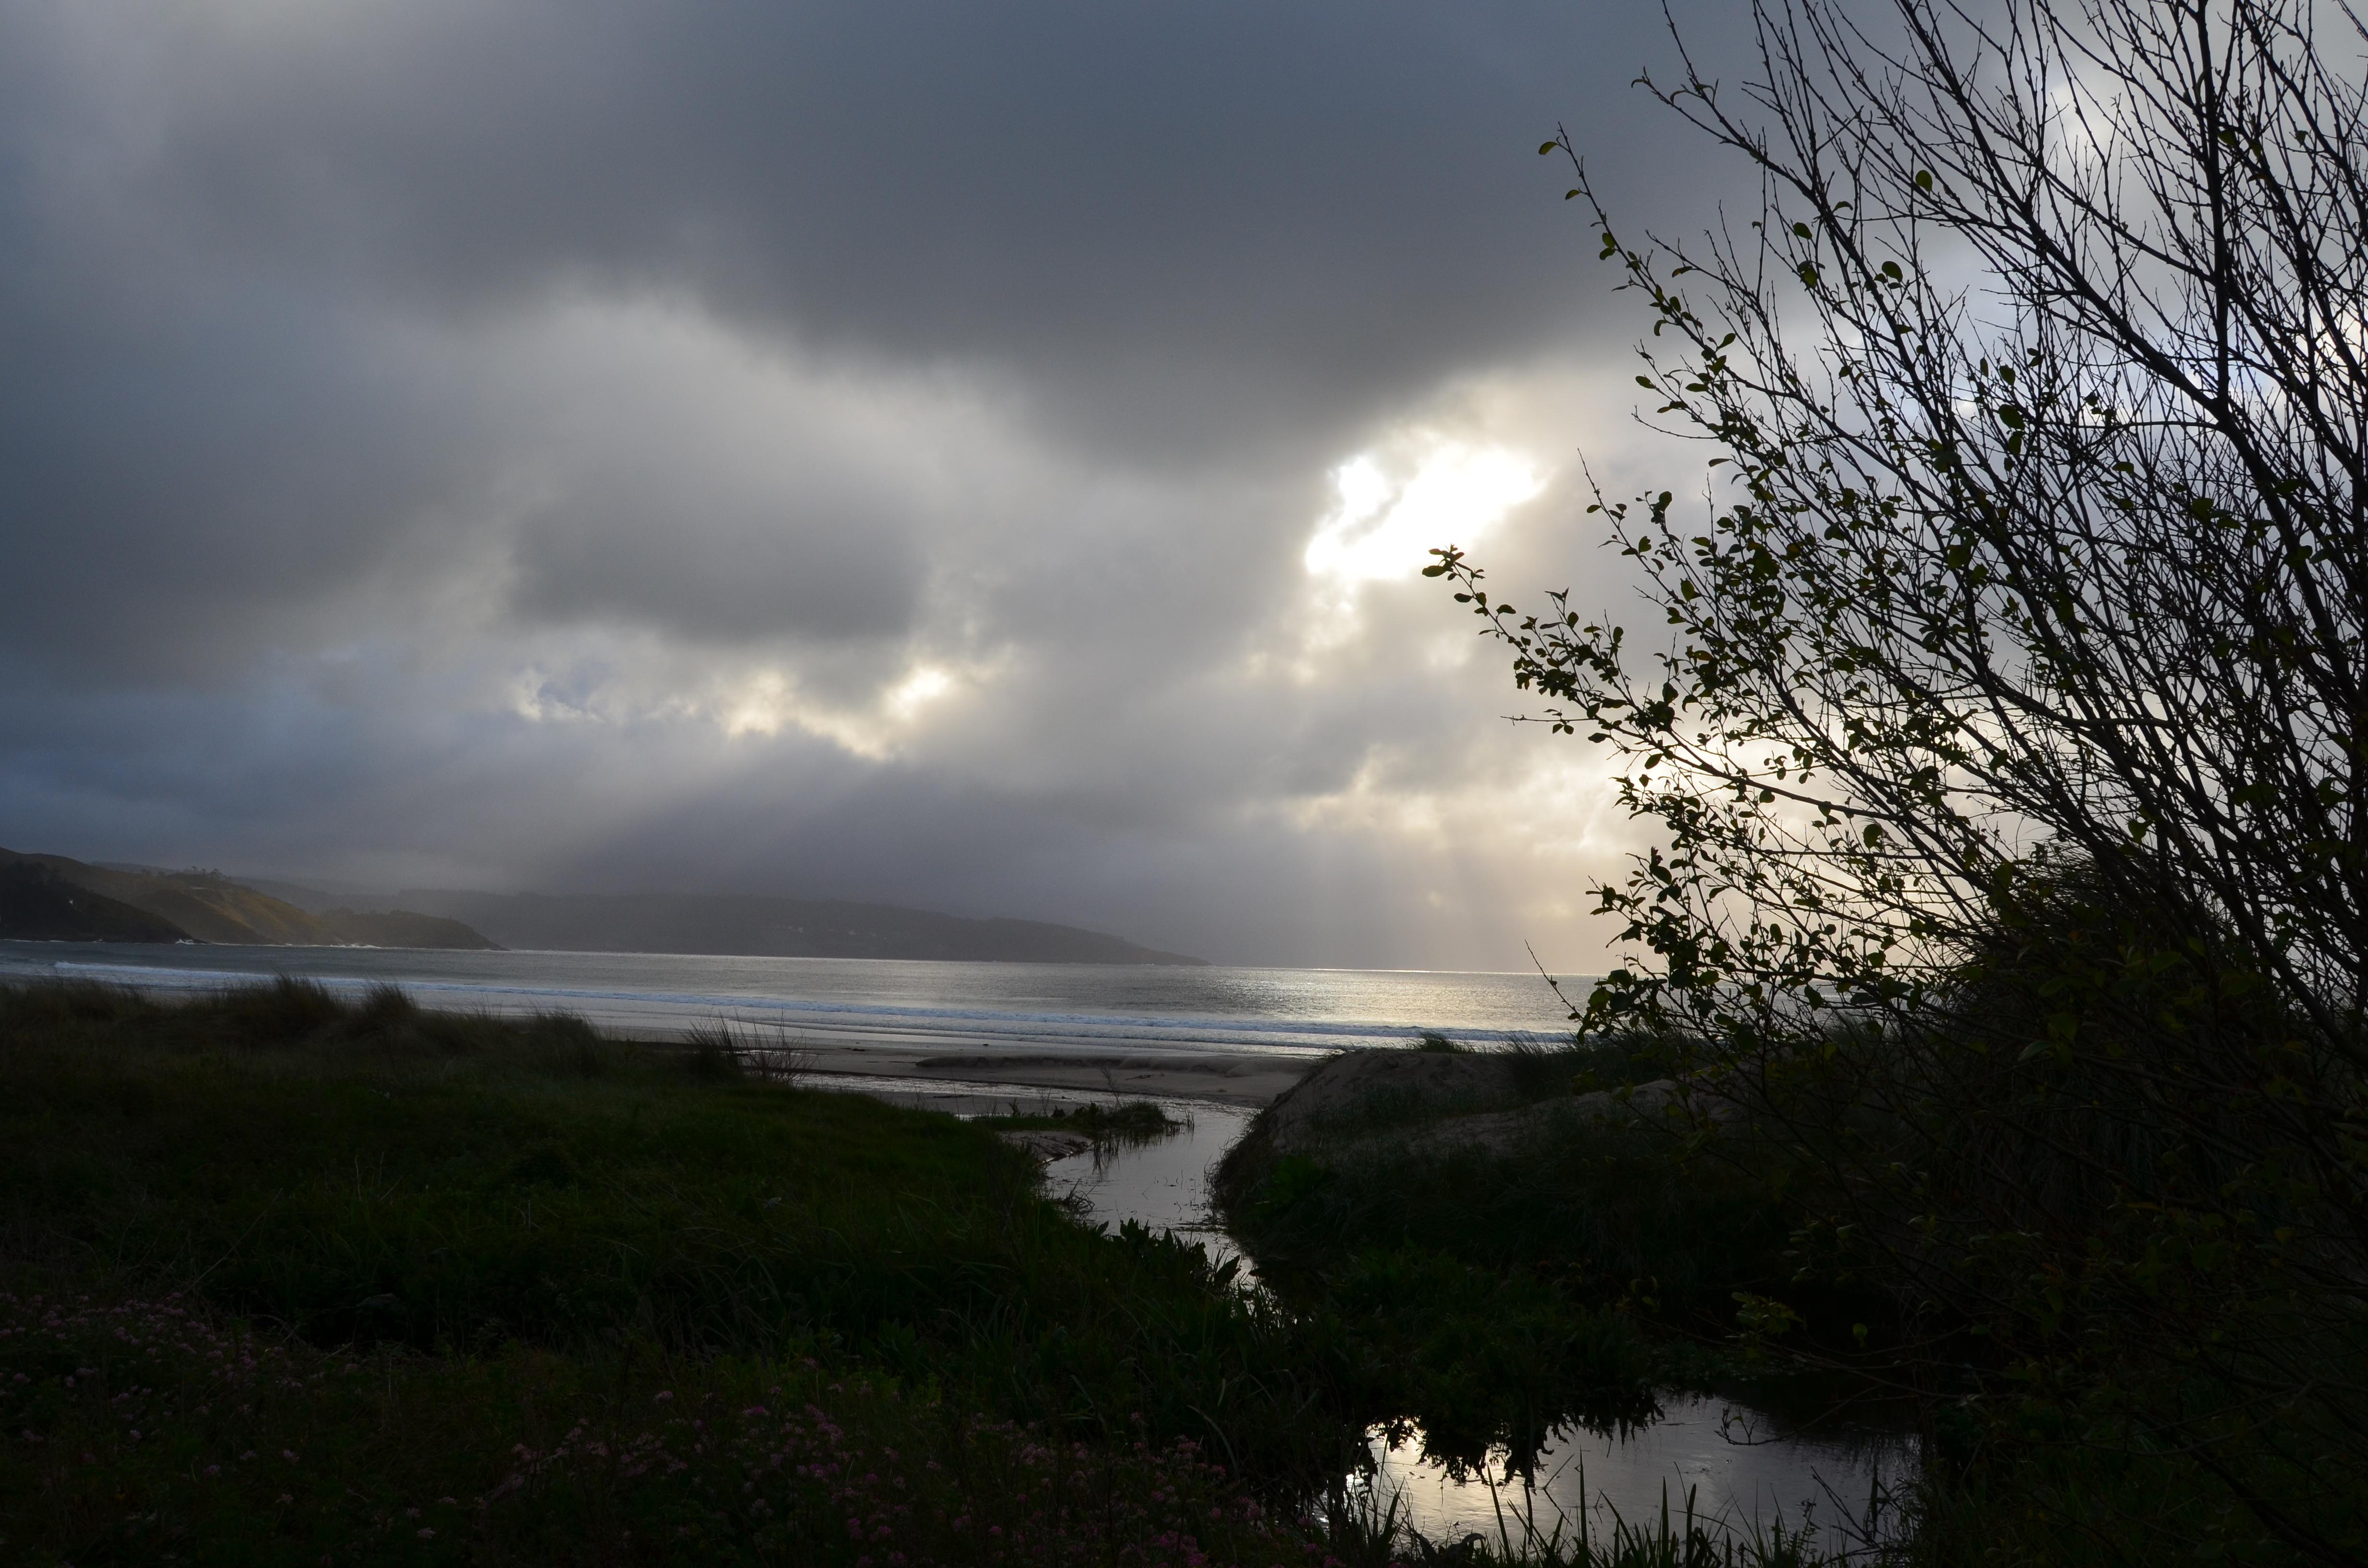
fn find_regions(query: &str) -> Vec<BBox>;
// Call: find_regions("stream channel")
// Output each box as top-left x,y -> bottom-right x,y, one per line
823,1071 -> 1923,1554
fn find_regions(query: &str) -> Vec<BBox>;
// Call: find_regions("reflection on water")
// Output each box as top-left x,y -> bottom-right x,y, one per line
1361,1397 -> 1918,1553
2,942 -> 1579,1054
1011,1104 -> 1919,1552
799,1072 -> 1254,1270
753,1069 -> 1921,1548
1037,1102 -> 1256,1272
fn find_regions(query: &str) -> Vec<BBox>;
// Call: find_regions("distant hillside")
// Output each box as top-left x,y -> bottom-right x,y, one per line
0,861 -> 188,942
369,890 -> 1207,966
8,854 -> 1197,964
0,850 -> 500,950
318,908 -> 500,950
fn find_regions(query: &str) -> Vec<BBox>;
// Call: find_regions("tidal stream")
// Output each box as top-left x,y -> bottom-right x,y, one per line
844,1073 -> 1920,1553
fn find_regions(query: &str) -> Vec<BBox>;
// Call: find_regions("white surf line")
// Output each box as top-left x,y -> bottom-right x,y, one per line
42,959 -> 1534,1053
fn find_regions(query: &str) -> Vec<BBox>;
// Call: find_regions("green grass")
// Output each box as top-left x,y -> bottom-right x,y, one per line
0,979 -> 1400,1564
975,1100 -> 1184,1144
1222,1121 -> 1792,1326
0,981 -> 1885,1567
0,981 -> 1343,1442
1208,1041 -> 1896,1484
1213,1040 -> 1803,1331
1,1280 -> 1338,1567
1215,1034 -> 2368,1567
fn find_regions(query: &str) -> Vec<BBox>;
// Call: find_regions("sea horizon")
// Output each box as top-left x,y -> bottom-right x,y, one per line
0,940 -> 1592,1058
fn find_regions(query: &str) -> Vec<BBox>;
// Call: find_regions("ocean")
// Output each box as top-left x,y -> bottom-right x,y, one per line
0,941 -> 1588,1058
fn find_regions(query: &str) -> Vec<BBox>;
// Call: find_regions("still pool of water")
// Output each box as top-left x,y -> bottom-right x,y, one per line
805,1072 -> 1256,1273
1359,1401 -> 1918,1553
1037,1103 -> 1258,1271
942,1088 -> 1918,1554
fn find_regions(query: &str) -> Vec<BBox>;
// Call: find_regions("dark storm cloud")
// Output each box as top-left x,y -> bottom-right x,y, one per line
0,280 -> 491,677
0,0 -> 1764,966
90,0 -> 1686,449
499,382 -> 926,644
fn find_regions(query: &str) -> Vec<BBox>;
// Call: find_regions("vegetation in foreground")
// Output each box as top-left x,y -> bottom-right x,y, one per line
1212,1040 -> 1873,1478
1217,1038 -> 1796,1330
1401,0 -> 2368,1556
3,1283 -> 1318,1568
0,978 -> 1346,1564
0,979 -> 1754,1567
2,1270 -> 1840,1568
1221,1009 -> 2364,1565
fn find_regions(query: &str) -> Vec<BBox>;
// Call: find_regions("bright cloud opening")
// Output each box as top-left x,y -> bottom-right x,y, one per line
1303,437 -> 1543,588
714,661 -> 964,758
884,664 -> 953,719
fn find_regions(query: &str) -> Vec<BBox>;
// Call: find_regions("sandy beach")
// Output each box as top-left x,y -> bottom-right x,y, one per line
790,1040 -> 1316,1108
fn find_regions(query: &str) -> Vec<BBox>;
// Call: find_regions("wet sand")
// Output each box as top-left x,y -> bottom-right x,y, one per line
788,1041 -> 1316,1107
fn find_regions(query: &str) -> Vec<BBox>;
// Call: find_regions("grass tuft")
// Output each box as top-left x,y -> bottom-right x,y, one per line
979,1099 -> 1185,1145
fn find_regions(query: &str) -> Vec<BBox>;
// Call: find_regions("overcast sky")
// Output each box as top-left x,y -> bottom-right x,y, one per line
0,0 -> 1764,970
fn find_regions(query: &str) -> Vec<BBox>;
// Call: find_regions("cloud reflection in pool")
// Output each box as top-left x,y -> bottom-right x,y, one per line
1359,1397 -> 1919,1554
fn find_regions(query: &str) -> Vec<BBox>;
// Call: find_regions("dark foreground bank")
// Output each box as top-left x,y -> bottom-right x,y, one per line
1217,1034 -> 2368,1568
4,980 -> 1846,1568
0,980 -> 1338,1565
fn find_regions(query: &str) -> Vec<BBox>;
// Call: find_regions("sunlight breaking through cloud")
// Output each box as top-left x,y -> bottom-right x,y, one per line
0,0 -> 1740,968
1303,437 -> 1543,589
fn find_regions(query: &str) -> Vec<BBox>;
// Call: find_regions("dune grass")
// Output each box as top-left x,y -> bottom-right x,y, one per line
0,1267 -> 1835,1568
0,981 -> 1887,1567
1211,1039 -> 1798,1329
1221,1117 -> 1792,1330
974,1100 -> 1184,1145
0,979 -> 1340,1431
1207,1040 -> 1892,1485
0,978 -> 1385,1564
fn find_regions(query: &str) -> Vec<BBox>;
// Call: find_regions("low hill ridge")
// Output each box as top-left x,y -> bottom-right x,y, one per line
301,888 -> 1208,966
3,851 -> 1202,964
0,861 -> 189,943
0,849 -> 501,950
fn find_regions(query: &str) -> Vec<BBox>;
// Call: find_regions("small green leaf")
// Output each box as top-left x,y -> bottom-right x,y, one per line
1915,169 -> 1934,191
1539,140 -> 1558,155
1791,222 -> 1813,239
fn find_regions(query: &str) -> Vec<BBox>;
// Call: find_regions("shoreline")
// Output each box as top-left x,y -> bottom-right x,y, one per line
744,1038 -> 1311,1108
